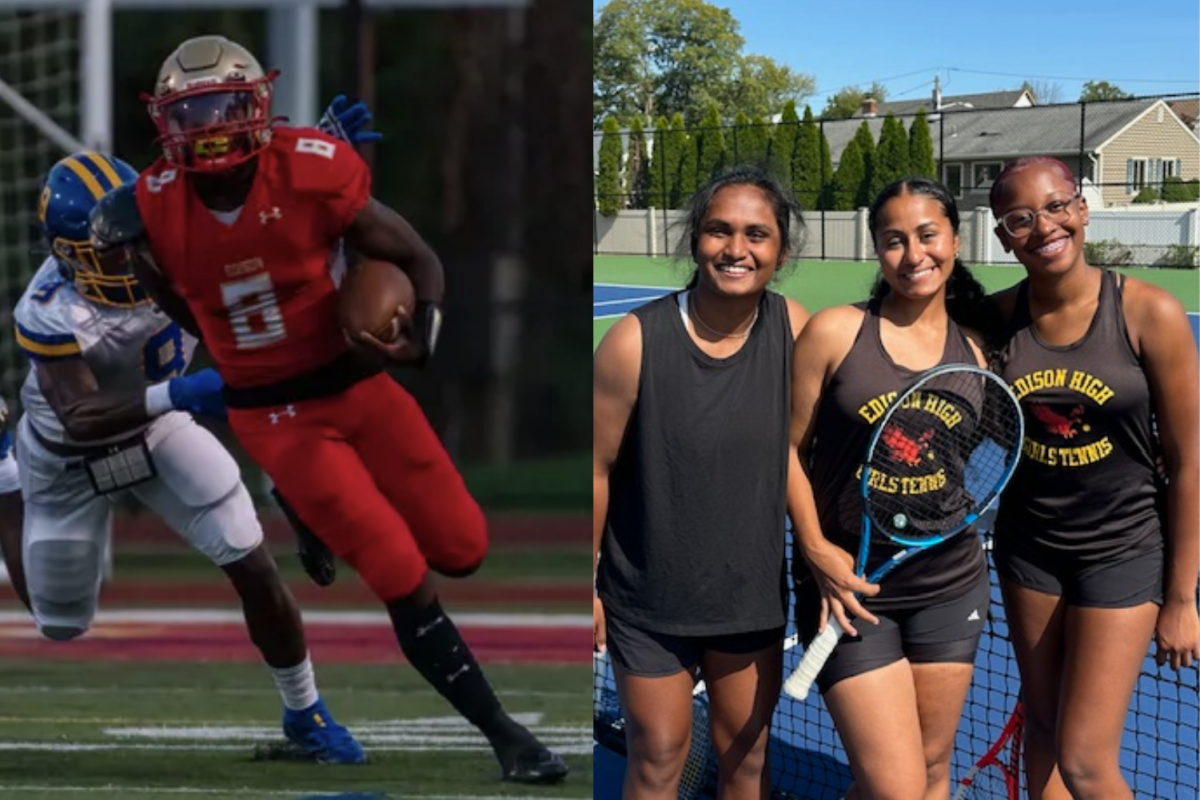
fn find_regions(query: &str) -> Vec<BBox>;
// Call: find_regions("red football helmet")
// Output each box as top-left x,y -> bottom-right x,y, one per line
144,35 -> 279,172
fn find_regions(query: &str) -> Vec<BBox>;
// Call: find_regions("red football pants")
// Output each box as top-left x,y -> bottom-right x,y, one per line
227,373 -> 488,601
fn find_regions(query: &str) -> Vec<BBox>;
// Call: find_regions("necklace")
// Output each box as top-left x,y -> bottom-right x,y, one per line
689,292 -> 759,339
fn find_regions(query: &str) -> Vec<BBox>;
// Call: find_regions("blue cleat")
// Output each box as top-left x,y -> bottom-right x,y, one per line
282,698 -> 367,764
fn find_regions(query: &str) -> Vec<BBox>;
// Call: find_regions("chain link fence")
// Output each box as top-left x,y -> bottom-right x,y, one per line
594,93 -> 1200,269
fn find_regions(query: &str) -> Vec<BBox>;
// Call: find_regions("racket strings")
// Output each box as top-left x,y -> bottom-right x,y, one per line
867,372 -> 1021,540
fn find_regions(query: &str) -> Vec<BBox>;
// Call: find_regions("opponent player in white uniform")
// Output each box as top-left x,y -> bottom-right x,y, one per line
6,146 -> 369,764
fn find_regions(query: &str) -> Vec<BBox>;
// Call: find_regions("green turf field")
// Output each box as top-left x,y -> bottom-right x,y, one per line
593,255 -> 1200,347
0,661 -> 589,800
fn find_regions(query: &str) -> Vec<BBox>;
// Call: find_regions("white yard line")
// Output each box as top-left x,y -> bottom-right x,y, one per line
0,610 -> 588,627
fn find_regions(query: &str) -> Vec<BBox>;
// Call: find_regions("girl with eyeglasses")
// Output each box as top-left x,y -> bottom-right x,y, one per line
989,156 -> 1199,800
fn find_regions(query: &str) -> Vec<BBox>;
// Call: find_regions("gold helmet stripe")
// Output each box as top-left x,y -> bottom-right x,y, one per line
60,156 -> 107,200
83,152 -> 125,190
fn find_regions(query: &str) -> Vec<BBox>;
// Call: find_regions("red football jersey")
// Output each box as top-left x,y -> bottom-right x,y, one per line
135,126 -> 371,388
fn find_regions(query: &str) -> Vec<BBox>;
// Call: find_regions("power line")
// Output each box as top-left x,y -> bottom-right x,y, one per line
946,67 -> 1195,85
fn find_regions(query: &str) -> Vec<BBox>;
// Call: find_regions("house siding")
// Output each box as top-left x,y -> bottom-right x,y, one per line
1097,104 -> 1200,206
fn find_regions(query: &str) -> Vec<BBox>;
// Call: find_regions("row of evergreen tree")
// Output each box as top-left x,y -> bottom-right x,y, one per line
595,100 -> 938,214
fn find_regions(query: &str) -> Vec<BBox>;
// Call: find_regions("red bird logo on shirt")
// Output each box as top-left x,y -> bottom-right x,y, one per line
880,425 -> 935,467
1031,403 -> 1087,439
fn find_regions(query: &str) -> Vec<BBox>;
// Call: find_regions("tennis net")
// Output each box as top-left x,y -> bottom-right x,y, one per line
592,535 -> 1200,800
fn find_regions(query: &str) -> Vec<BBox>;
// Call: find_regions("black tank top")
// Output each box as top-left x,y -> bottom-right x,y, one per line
597,290 -> 792,636
995,270 -> 1162,560
800,300 -> 987,610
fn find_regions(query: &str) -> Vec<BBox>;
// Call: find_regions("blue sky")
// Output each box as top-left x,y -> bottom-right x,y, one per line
593,0 -> 1200,109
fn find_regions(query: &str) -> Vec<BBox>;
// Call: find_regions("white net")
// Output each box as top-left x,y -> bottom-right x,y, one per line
0,10 -> 82,407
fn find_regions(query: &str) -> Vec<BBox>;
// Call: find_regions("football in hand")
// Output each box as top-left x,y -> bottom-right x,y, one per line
338,258 -> 416,345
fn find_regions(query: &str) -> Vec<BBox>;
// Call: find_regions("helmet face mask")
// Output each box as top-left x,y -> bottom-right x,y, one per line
145,36 -> 277,173
53,237 -> 146,308
40,153 -> 148,309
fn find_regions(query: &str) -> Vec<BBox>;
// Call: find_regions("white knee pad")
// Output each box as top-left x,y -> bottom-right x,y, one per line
187,482 -> 264,567
26,538 -> 103,641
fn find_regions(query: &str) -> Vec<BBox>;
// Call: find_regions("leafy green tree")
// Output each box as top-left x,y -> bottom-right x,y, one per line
596,116 -> 624,215
830,138 -> 865,211
873,114 -> 910,194
817,125 -> 834,210
907,109 -> 937,179
718,54 -> 817,121
821,82 -> 888,120
792,105 -> 821,212
626,116 -> 650,209
745,115 -> 772,170
671,113 -> 698,206
695,103 -> 726,182
593,0 -> 814,125
853,121 -> 877,207
646,116 -> 672,209
727,110 -> 748,165
767,100 -> 799,186
1079,80 -> 1131,102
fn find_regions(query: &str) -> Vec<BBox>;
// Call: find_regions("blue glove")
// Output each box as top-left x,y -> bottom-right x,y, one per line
0,396 -> 10,458
317,94 -> 383,145
168,368 -> 227,420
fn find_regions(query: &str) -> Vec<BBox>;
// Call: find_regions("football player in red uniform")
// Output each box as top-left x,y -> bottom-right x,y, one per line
88,35 -> 566,784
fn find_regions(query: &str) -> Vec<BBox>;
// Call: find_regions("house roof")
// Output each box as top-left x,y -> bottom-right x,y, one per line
859,89 -> 1031,118
827,98 -> 1169,164
1169,98 -> 1199,128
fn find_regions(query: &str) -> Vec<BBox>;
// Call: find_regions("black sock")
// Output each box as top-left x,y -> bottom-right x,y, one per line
389,598 -> 517,742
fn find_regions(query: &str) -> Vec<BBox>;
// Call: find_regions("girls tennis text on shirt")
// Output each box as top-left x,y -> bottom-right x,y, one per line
1009,368 -> 1118,467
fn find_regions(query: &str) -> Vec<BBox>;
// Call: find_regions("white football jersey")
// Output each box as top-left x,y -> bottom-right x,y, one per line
14,257 -> 199,446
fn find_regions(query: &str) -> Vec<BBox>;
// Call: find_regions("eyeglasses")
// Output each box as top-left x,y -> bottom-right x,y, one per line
998,195 -> 1079,239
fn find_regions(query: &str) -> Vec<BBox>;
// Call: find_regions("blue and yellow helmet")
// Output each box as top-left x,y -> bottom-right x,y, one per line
39,152 -> 145,307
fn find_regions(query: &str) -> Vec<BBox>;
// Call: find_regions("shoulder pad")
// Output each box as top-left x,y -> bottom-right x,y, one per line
14,261 -> 82,361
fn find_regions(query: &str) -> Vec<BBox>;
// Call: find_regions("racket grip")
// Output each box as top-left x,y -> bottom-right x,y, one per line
782,618 -> 845,700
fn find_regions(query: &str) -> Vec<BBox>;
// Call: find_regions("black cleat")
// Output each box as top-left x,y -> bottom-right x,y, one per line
272,487 -> 337,587
500,744 -> 569,784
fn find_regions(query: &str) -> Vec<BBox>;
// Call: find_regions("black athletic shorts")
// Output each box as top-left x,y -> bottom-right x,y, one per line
994,534 -> 1163,608
604,609 -> 785,678
794,568 -> 990,694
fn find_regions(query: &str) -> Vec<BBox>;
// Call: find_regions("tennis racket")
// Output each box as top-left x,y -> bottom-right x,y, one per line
952,700 -> 1024,799
784,364 -> 1024,700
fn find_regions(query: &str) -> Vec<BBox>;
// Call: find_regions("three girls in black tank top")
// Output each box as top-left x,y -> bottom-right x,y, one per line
593,168 -> 809,799
786,178 -> 996,799
988,157 -> 1198,798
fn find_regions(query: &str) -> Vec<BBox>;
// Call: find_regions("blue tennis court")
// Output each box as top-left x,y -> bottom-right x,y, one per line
593,283 -> 676,319
593,283 -> 1200,799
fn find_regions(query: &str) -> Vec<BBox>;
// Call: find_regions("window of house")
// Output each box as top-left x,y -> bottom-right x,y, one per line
1162,158 -> 1179,182
944,164 -> 963,197
1127,158 -> 1148,193
973,162 -> 1002,188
